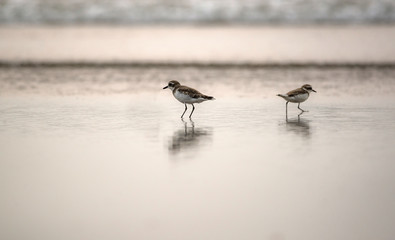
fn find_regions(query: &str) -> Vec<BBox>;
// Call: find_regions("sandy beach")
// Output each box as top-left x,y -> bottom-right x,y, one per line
1,63 -> 395,240
1,25 -> 395,64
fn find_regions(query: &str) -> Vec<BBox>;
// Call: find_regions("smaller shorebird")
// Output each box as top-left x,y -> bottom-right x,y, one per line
163,80 -> 215,119
277,84 -> 317,114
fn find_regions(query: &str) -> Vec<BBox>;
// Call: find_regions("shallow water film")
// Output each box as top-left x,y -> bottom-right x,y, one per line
1,66 -> 395,240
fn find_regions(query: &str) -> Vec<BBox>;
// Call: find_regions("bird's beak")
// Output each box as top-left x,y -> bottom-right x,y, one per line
312,89 -> 317,93
163,86 -> 168,89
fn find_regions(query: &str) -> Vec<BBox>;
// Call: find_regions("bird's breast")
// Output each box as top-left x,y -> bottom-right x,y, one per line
174,90 -> 205,104
288,93 -> 309,103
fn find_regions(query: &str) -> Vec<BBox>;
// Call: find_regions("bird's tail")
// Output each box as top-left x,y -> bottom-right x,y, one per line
203,95 -> 215,100
277,94 -> 286,98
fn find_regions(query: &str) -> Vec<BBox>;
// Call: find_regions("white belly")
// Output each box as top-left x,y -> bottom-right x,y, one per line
286,93 -> 309,103
174,91 -> 205,104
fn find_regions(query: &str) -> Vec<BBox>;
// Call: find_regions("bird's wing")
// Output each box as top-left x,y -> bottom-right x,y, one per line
177,86 -> 204,98
286,88 -> 306,97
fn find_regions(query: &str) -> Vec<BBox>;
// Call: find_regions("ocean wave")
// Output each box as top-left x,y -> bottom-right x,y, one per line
1,0 -> 395,24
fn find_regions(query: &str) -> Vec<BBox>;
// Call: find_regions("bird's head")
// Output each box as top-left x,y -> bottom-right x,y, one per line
163,80 -> 181,91
302,84 -> 317,93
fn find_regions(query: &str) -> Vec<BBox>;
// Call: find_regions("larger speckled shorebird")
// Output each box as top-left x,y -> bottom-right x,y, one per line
163,80 -> 215,119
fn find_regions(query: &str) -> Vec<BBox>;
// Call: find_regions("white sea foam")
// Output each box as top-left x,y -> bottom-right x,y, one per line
1,0 -> 395,24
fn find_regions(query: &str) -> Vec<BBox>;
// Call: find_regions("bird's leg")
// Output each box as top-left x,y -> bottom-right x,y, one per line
189,104 -> 195,119
298,111 -> 304,122
181,103 -> 188,118
298,103 -> 308,112
286,101 -> 289,121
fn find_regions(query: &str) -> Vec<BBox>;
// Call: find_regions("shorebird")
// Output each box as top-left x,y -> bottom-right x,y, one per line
277,84 -> 317,115
163,80 -> 215,119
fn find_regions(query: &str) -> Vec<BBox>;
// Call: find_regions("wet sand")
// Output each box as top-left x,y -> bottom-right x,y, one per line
1,25 -> 395,64
1,66 -> 395,240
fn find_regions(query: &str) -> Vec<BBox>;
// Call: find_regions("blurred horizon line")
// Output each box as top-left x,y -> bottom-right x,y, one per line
2,61 -> 395,69
2,22 -> 395,27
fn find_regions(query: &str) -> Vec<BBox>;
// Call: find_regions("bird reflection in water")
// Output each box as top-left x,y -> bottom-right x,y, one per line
284,112 -> 311,138
168,119 -> 212,155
